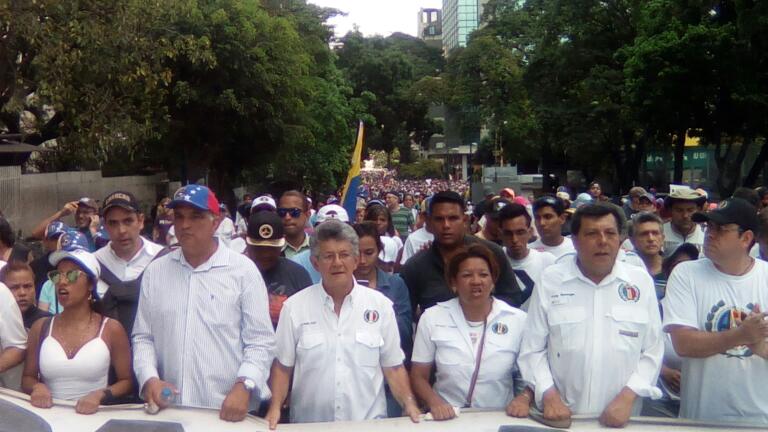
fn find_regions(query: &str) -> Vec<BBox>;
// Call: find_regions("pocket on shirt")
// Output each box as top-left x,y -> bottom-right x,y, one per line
549,306 -> 586,351
430,330 -> 466,366
355,331 -> 383,367
610,305 -> 648,352
483,337 -> 519,378
297,333 -> 325,370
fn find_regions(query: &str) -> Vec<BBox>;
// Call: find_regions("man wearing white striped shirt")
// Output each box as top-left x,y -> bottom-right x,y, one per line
132,185 -> 275,422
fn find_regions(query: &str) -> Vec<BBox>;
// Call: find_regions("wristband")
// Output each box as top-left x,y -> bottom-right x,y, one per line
101,388 -> 114,403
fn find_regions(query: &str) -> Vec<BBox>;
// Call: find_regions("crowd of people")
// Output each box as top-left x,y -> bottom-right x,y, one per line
0,178 -> 767,428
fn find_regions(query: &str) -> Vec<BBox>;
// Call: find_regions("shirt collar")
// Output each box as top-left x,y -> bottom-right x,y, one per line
173,239 -> 230,271
108,237 -> 148,264
561,253 -> 632,287
319,280 -> 362,308
283,234 -> 310,253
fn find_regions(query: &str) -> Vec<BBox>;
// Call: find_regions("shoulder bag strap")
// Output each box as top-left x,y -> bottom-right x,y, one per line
464,318 -> 488,408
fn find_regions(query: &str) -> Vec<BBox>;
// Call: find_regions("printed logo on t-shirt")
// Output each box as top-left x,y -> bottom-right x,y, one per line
492,322 -> 509,335
705,300 -> 757,358
618,283 -> 640,303
363,309 -> 380,323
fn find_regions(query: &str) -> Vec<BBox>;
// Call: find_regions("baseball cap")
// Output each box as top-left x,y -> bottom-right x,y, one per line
167,184 -> 220,215
316,204 -> 349,224
102,191 -> 140,215
77,197 -> 98,210
366,199 -> 386,209
49,248 -> 101,282
251,195 -> 277,212
533,195 -> 566,215
56,230 -> 90,252
639,192 -> 655,203
628,186 -> 647,199
500,188 -> 516,199
573,193 -> 593,209
246,212 -> 285,248
486,197 -> 512,219
692,198 -> 759,234
326,195 -> 340,205
45,221 -> 68,240
556,191 -> 571,201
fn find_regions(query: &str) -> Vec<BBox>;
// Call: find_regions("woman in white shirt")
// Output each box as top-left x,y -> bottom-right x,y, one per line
22,245 -> 132,414
410,243 -> 531,420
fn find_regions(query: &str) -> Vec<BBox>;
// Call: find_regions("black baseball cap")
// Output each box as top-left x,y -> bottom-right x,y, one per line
247,211 -> 286,247
485,197 -> 512,219
102,191 -> 140,214
533,195 -> 566,215
692,198 -> 759,234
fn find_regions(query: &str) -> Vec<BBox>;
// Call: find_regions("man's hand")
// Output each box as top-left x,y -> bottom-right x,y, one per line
89,214 -> 101,234
542,387 -> 571,422
599,388 -> 636,428
736,305 -> 768,346
660,365 -> 681,394
30,383 -> 53,409
60,201 -> 79,217
428,400 -> 457,421
506,393 -> 531,418
75,390 -> 104,415
265,405 -> 281,430
143,377 -> 178,411
219,382 -> 250,422
402,399 -> 422,423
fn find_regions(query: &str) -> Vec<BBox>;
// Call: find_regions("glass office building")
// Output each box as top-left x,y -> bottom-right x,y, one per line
442,0 -> 486,54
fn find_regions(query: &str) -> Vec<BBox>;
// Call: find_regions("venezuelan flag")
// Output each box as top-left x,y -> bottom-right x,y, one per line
341,121 -> 365,219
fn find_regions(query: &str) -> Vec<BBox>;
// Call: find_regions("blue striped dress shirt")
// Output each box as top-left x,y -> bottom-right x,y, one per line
132,243 -> 275,410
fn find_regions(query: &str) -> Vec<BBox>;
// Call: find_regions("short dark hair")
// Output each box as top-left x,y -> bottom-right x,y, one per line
429,191 -> 465,214
732,187 -> 760,208
498,202 -> 531,227
280,190 -> 309,211
445,243 -> 500,289
353,222 -> 384,252
0,218 -> 14,248
364,205 -> 395,237
0,261 -> 34,284
571,203 -> 625,236
533,195 -> 566,216
629,212 -> 664,237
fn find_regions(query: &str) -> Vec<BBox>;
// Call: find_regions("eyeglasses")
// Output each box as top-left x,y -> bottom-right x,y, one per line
318,251 -> 355,263
705,222 -> 744,236
48,269 -> 85,284
277,207 -> 302,218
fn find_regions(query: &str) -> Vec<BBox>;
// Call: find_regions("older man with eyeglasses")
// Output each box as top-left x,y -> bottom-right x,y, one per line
265,220 -> 420,428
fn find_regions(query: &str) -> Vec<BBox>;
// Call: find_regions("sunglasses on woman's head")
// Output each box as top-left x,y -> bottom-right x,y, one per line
277,207 -> 302,218
48,269 -> 85,284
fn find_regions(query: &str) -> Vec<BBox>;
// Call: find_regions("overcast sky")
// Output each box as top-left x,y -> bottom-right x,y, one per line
308,0 -> 443,37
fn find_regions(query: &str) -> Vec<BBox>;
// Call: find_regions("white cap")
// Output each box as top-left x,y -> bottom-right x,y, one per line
315,204 -> 349,224
251,195 -> 276,211
49,249 -> 101,280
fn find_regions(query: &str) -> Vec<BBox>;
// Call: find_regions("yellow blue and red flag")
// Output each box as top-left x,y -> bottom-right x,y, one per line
341,121 -> 364,219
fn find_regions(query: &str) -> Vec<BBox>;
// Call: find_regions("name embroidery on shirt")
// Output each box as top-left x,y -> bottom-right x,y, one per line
363,310 -> 379,323
618,283 -> 640,303
618,330 -> 639,338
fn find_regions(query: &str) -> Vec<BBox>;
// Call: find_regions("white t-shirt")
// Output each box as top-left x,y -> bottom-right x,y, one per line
529,236 -> 575,259
662,222 -> 704,257
399,227 -> 434,265
506,248 -> 556,311
662,258 -> 768,423
379,235 -> 401,264
215,217 -> 235,247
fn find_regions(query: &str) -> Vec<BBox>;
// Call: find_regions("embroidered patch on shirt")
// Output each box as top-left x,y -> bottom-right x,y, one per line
363,309 -> 379,323
618,283 -> 640,303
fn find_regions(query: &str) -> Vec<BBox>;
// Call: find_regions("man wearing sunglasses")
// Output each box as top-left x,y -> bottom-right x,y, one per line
663,198 -> 768,423
132,184 -> 275,422
277,190 -> 311,259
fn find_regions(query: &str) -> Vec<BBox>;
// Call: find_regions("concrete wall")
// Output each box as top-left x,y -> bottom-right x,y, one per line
0,166 -> 171,237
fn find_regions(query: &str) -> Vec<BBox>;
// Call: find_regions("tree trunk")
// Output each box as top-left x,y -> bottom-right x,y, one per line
673,131 -> 686,184
743,140 -> 768,188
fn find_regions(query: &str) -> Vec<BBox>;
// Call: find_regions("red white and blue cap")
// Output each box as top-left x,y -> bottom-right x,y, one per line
168,184 -> 221,215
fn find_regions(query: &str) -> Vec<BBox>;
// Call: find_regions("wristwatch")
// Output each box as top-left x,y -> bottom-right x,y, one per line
237,377 -> 257,392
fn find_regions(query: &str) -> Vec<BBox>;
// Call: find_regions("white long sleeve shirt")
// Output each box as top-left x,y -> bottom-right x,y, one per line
132,243 -> 275,410
519,255 -> 663,414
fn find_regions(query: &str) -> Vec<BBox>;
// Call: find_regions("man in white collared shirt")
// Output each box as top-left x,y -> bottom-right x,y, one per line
95,191 -> 163,335
266,220 -> 420,428
662,189 -> 706,256
519,203 -> 663,428
133,185 -> 275,422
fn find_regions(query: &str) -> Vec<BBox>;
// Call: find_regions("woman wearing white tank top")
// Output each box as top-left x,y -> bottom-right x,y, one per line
21,243 -> 132,414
